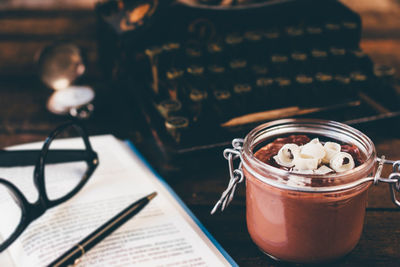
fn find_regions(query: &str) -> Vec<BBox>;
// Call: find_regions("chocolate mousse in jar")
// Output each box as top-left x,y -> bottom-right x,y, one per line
212,119 -> 400,263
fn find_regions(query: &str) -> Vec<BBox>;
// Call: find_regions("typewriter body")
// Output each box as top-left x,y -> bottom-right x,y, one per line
96,0 -> 400,159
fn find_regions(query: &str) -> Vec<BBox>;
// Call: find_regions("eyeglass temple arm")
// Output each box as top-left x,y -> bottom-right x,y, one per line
0,150 -> 93,167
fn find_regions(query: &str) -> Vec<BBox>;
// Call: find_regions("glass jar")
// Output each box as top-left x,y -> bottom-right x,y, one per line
212,119 -> 400,263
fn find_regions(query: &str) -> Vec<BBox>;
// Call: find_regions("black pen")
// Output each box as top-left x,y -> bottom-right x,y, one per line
48,192 -> 158,267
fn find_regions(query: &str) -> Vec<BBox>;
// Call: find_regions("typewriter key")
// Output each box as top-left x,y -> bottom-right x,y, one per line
285,26 -> 305,50
166,68 -> 184,80
350,50 -> 373,73
157,99 -> 182,119
315,73 -> 334,103
373,65 -> 399,109
263,29 -> 281,53
206,42 -> 225,67
330,47 -> 346,56
255,77 -> 274,110
208,65 -> 225,74
324,22 -> 341,46
263,29 -> 280,40
305,25 -> 324,47
186,44 -> 203,67
190,88 -> 208,101
342,21 -> 360,47
311,49 -> 328,58
286,26 -> 304,37
272,77 -> 291,107
233,84 -> 252,96
187,65 -> 205,76
214,90 -> 231,101
233,83 -> 253,115
271,54 -> 288,63
244,31 -> 263,42
145,46 -> 163,57
165,116 -> 189,144
342,21 -> 358,30
311,49 -> 329,73
208,65 -> 226,86
225,33 -> 243,45
350,71 -> 367,82
244,31 -> 263,61
189,88 -> 208,122
230,59 -> 249,82
271,54 -> 289,75
212,89 -> 232,123
325,23 -> 340,31
229,59 -> 247,69
306,26 -> 323,35
162,42 -> 180,52
350,71 -> 368,97
329,47 -> 347,73
334,74 -> 352,100
208,42 -> 223,53
225,33 -> 243,57
252,65 -> 269,76
256,77 -> 274,88
374,65 -> 396,80
291,51 -> 308,74
295,74 -> 314,106
291,52 -> 307,61
186,46 -> 202,58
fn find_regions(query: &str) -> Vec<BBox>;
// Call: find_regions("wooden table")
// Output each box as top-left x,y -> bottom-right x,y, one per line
0,1 -> 399,266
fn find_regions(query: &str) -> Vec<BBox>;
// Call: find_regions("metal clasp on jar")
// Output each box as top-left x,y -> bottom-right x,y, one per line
374,157 -> 400,207
211,138 -> 244,214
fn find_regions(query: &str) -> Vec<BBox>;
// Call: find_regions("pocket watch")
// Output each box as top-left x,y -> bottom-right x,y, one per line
38,42 -> 95,119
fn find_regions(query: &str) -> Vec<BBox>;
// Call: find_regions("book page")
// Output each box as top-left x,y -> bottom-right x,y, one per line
0,135 -> 234,267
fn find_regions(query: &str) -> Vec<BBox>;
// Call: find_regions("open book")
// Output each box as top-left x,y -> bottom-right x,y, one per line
0,135 -> 236,266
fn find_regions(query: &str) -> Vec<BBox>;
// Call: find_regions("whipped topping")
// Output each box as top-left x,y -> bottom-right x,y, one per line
274,138 -> 355,174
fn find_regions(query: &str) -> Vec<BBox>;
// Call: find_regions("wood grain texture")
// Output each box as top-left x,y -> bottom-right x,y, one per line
0,0 -> 95,11
0,17 -> 96,37
341,0 -> 400,38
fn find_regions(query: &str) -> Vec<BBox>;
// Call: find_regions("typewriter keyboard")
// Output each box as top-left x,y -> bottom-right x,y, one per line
98,1 -> 400,153
135,25 -> 399,148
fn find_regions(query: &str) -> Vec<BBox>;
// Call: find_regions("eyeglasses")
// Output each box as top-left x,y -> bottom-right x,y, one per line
0,122 -> 98,252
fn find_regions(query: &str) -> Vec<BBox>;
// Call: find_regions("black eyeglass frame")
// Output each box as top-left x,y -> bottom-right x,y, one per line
0,122 -> 98,252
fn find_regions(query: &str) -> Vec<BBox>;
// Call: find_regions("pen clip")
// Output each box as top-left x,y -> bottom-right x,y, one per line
71,244 -> 85,267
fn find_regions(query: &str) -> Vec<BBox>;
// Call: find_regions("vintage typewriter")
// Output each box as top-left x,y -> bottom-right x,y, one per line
96,0 -> 400,160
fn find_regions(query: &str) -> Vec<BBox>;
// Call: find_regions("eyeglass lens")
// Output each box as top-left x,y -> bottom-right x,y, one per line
0,185 -> 22,246
44,124 -> 89,201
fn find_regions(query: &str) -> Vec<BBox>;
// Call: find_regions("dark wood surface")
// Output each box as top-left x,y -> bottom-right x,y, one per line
0,1 -> 399,266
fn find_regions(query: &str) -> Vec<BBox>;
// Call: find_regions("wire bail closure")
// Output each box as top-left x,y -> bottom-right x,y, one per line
211,138 -> 244,214
375,157 -> 400,207
211,138 -> 400,214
